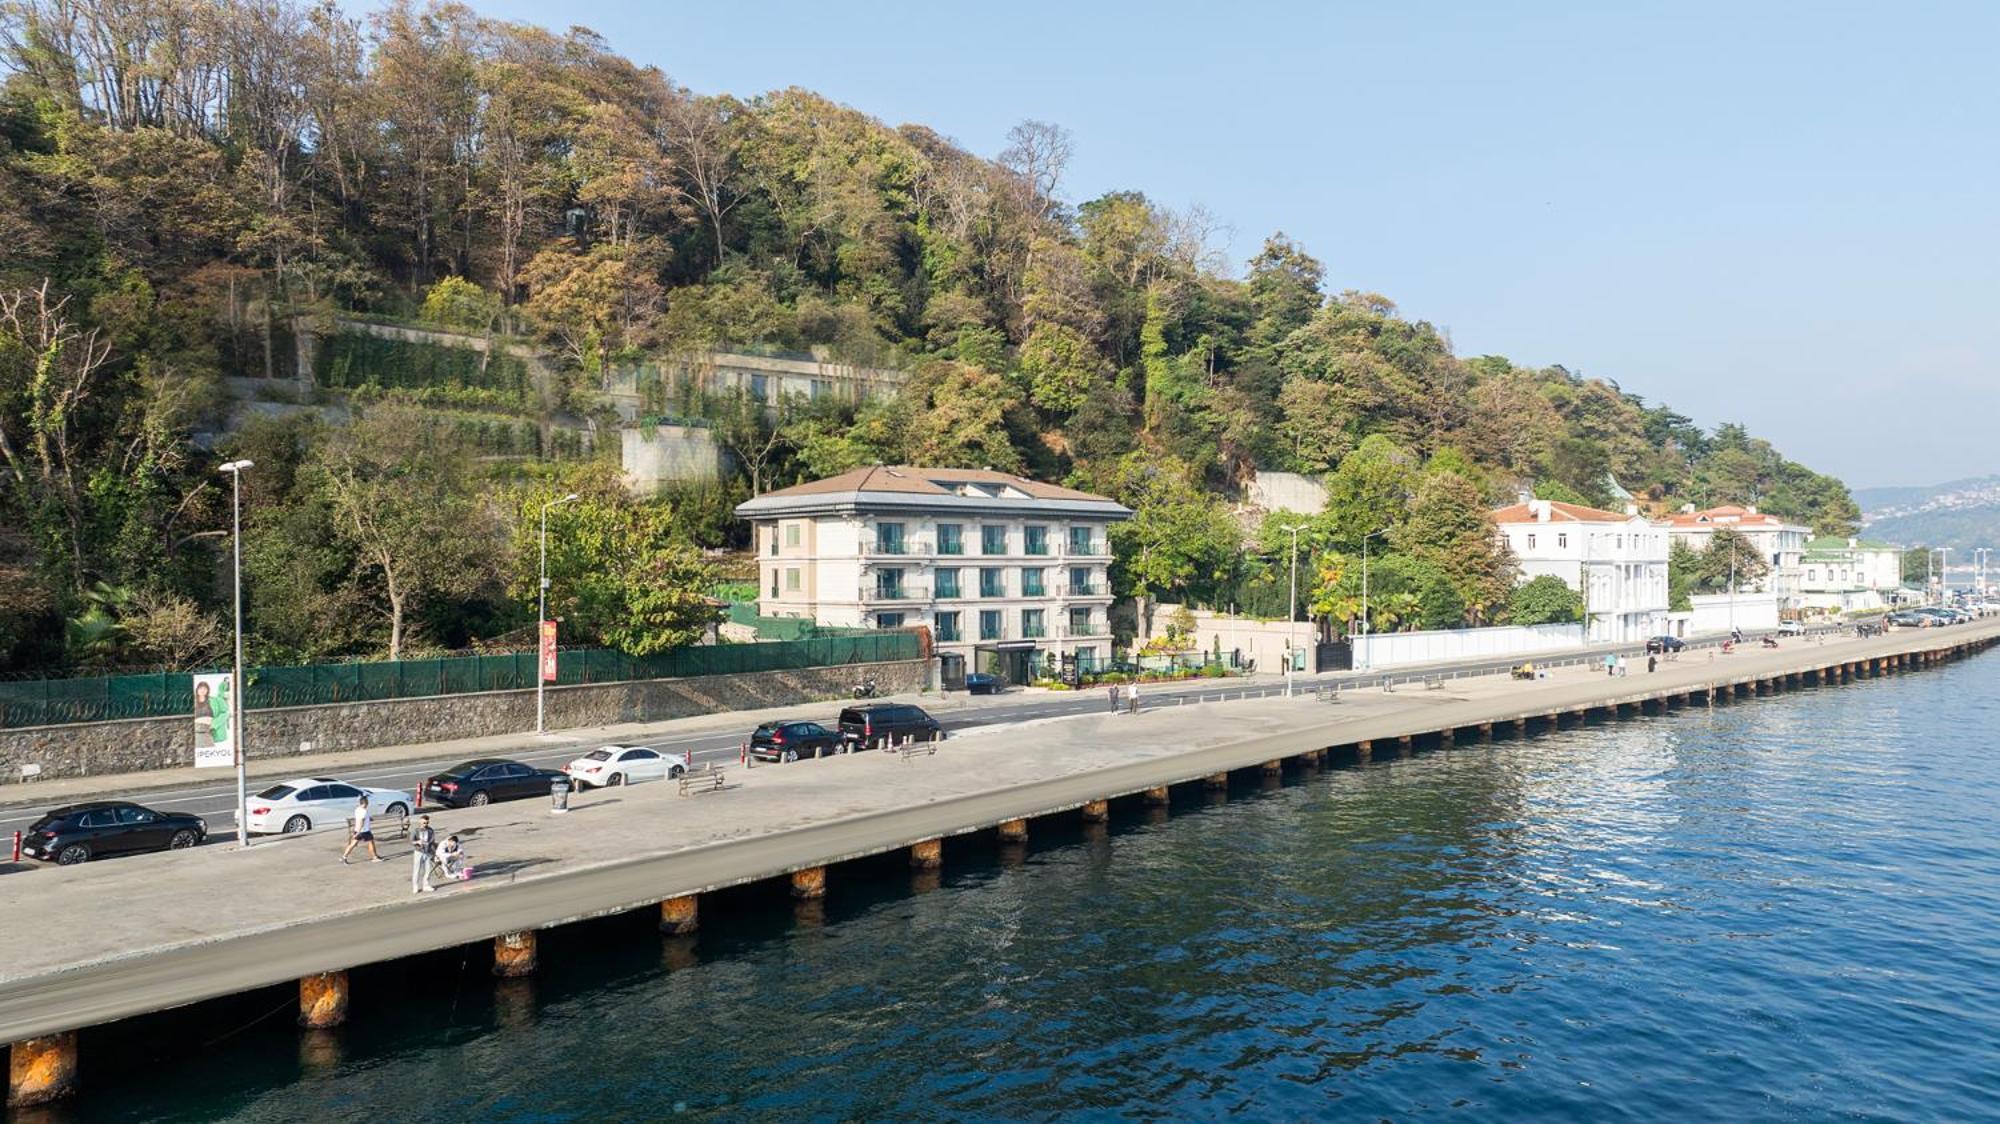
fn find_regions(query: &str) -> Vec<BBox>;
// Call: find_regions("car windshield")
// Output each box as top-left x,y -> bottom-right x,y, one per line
256,784 -> 296,800
583,749 -> 613,761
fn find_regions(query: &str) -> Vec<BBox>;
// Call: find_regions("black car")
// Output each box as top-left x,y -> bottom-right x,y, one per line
749,720 -> 843,763
21,801 -> 206,866
837,703 -> 942,750
1645,635 -> 1687,654
1885,610 -> 1932,628
422,758 -> 567,808
965,672 -> 1006,695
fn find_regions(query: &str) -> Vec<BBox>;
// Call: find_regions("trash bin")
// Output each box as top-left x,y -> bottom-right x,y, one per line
550,774 -> 572,815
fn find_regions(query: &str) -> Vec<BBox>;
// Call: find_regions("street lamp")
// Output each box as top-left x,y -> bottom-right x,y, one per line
1939,546 -> 1953,603
536,493 -> 581,735
218,459 -> 254,848
1358,527 -> 1389,670
1280,524 -> 1305,697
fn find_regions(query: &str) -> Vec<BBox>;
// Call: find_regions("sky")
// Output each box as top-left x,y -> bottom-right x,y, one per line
387,0 -> 2000,489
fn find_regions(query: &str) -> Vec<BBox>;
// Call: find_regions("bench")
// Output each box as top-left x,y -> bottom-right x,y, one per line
677,765 -> 728,797
1423,677 -> 1445,691
1315,686 -> 1341,703
897,735 -> 941,762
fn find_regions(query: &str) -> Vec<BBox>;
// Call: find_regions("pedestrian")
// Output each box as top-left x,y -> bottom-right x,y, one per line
340,794 -> 383,864
1616,655 -> 1629,678
411,814 -> 438,894
1647,654 -> 1658,674
437,834 -> 468,881
1107,683 -> 1121,713
1128,680 -> 1142,714
1604,652 -> 1616,677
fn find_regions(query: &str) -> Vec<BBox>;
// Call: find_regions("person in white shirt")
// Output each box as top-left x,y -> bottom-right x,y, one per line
340,794 -> 384,864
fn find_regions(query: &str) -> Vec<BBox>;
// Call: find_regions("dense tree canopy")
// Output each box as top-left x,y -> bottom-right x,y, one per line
0,0 -> 1860,673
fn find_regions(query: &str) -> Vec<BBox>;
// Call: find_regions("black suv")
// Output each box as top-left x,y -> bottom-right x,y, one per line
837,703 -> 942,750
22,801 -> 207,865
750,720 -> 843,762
1644,635 -> 1686,654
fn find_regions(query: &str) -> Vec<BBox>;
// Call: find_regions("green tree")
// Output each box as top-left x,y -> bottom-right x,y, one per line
1508,574 -> 1584,625
1108,456 -> 1243,627
1393,472 -> 1516,624
1667,538 -> 1700,611
420,276 -> 501,333
1692,526 -> 1770,592
1322,434 -> 1417,550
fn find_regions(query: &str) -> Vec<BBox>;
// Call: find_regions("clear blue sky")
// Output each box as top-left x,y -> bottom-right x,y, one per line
416,0 -> 2000,490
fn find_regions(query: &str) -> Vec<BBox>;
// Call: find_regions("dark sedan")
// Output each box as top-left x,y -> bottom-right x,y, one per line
422,758 -> 567,808
965,672 -> 1006,695
1645,635 -> 1687,654
749,720 -> 843,763
21,801 -> 206,866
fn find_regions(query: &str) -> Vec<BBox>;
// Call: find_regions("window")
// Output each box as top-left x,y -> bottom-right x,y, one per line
326,784 -> 361,800
1068,608 -> 1093,635
935,568 -> 961,599
1068,526 -> 1094,554
115,807 -> 152,825
1526,533 -> 1537,549
876,522 -> 906,555
979,610 -> 1004,640
770,570 -> 779,598
79,810 -> 117,828
1025,525 -> 1049,555
1021,609 -> 1045,638
980,568 -> 1006,598
1069,567 -> 1094,595
937,524 -> 964,555
625,749 -> 659,761
875,568 -> 905,600
935,611 -> 961,642
878,613 -> 906,629
500,764 -> 532,779
1022,568 -> 1046,597
298,785 -> 331,802
1557,533 -> 1568,549
768,528 -> 777,556
785,523 -> 801,548
982,525 -> 1008,555
785,568 -> 801,592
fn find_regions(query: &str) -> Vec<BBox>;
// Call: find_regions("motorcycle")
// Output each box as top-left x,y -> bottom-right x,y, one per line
1761,636 -> 1780,649
852,678 -> 879,699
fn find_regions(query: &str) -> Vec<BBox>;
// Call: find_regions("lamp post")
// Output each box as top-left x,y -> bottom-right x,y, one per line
1358,527 -> 1388,670
218,459 -> 254,847
536,492 -> 580,735
1280,524 -> 1305,697
1939,546 -> 1953,604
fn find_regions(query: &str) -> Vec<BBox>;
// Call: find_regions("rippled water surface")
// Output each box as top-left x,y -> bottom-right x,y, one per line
78,659 -> 2000,1121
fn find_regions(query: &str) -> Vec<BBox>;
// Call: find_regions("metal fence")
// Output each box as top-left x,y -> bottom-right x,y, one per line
0,632 -> 920,729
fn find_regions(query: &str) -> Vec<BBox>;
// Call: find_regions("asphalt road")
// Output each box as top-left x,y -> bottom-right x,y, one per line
0,628 -> 1773,844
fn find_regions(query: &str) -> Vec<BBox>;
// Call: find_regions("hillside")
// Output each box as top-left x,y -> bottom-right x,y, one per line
1859,475 -> 2000,549
0,0 -> 1859,674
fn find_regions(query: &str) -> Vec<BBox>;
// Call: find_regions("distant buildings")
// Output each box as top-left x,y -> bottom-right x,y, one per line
1798,537 -> 1904,612
1663,505 -> 1810,609
1491,498 -> 1670,643
735,467 -> 1131,686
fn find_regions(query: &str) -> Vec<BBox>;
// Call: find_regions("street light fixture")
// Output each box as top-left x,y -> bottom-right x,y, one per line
536,492 -> 581,735
217,459 -> 254,848
1279,524 -> 1305,697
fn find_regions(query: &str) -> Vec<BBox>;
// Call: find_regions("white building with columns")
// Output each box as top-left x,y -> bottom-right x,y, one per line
735,466 -> 1131,686
1491,498 -> 1670,643
1663,505 -> 1811,608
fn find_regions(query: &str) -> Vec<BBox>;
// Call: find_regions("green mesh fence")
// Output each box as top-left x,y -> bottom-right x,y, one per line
0,633 -> 920,729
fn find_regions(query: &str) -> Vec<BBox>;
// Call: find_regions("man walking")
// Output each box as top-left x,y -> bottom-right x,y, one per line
340,794 -> 383,864
1107,683 -> 1121,713
1128,680 -> 1142,714
411,814 -> 438,894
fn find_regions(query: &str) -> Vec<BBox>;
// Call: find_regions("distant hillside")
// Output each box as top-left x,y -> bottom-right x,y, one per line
1859,475 -> 2000,548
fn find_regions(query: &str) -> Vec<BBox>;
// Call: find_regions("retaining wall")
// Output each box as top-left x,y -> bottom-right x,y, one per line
0,659 -> 927,786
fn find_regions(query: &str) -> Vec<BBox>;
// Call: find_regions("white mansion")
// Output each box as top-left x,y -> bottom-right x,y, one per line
735,467 -> 1132,686
1491,498 -> 1671,643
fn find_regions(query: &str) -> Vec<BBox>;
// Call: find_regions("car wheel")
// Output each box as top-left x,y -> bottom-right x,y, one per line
669,764 -> 685,779
469,791 -> 491,807
169,829 -> 199,850
607,773 -> 624,787
283,815 -> 312,834
781,749 -> 798,763
56,843 -> 90,865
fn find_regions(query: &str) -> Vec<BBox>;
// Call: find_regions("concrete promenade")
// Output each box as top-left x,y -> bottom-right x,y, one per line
2,620 -> 1994,1101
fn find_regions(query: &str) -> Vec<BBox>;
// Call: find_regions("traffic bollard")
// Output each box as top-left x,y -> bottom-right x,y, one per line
11,831 -> 19,862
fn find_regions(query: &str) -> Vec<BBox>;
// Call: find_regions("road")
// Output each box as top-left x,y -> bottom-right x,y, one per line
0,628 -> 1772,843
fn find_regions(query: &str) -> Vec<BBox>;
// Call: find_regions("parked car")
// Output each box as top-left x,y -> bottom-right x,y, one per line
562,745 -> 689,789
1778,620 -> 1806,636
422,759 -> 567,808
1885,610 -> 1933,628
243,777 -> 414,835
965,672 -> 1006,695
1914,607 -> 1964,625
21,801 -> 207,865
837,703 -> 942,750
1645,635 -> 1687,654
749,720 -> 843,762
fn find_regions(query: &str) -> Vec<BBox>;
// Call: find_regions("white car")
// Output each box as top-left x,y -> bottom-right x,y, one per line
1778,620 -> 1806,636
562,745 -> 690,789
241,777 -> 415,836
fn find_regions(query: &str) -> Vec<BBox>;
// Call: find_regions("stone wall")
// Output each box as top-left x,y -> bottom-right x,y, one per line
0,659 -> 928,787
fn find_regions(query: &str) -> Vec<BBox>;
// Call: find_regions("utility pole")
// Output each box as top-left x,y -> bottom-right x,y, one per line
537,492 -> 580,734
1358,528 -> 1387,669
218,459 -> 254,848
1281,524 -> 1304,697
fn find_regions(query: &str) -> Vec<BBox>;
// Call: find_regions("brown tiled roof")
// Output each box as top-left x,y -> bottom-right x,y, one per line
753,466 -> 1113,504
1663,505 -> 1788,528
1490,500 -> 1637,524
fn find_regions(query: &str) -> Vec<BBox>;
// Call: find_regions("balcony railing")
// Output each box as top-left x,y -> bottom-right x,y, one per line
937,540 -> 965,556
1025,543 -> 1051,556
934,583 -> 963,600
978,584 -> 1007,599
1020,583 -> 1046,598
864,538 -> 931,557
1065,539 -> 1107,557
1021,624 -> 1047,640
862,585 -> 927,603
1061,622 -> 1105,638
1060,583 -> 1106,597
